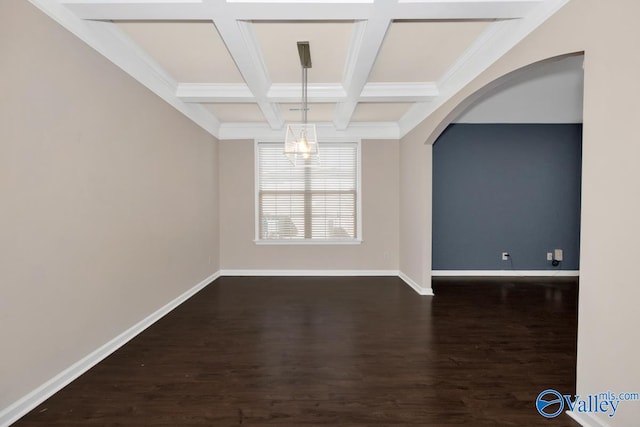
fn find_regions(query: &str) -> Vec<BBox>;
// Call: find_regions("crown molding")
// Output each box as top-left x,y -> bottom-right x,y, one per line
177,83 -> 255,103
177,82 -> 438,104
219,121 -> 400,140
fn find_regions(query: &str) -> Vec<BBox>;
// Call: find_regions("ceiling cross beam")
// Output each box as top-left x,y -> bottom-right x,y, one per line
333,7 -> 391,130
61,0 -> 545,21
176,82 -> 438,103
214,19 -> 283,129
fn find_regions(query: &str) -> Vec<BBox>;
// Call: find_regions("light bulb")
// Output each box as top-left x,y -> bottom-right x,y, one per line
299,134 -> 310,154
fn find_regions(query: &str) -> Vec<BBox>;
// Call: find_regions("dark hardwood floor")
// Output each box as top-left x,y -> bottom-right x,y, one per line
15,276 -> 580,426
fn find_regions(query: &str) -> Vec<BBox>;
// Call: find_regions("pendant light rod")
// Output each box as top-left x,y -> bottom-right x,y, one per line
284,41 -> 318,166
297,41 -> 311,124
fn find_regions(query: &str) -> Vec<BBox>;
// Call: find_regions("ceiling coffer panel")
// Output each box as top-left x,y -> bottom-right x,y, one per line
116,21 -> 244,83
370,20 -> 493,82
253,21 -> 353,83
281,103 -> 336,122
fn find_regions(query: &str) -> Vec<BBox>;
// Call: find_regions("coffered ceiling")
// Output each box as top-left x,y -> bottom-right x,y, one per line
29,0 -> 570,140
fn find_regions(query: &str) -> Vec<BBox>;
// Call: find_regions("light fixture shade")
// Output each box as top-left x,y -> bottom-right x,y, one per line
284,123 -> 319,165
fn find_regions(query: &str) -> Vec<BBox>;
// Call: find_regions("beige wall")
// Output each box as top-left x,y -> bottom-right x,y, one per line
399,0 -> 640,424
219,139 -> 399,271
0,0 -> 219,412
399,132 -> 432,291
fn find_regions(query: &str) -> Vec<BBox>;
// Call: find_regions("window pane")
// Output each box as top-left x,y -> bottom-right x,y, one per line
311,192 -> 356,239
257,141 -> 359,241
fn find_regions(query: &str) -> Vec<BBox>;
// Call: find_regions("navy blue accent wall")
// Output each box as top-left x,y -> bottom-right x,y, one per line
432,124 -> 582,270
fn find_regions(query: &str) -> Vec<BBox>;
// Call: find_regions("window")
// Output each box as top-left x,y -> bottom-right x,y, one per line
256,141 -> 361,243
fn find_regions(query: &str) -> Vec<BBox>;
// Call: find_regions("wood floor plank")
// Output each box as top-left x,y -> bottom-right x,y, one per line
14,276 -> 580,426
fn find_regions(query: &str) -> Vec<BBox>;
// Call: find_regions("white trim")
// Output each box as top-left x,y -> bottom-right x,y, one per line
177,83 -> 255,103
254,239 -> 363,245
63,1 -> 542,21
218,122 -> 400,140
227,0 -> 374,3
355,139 -> 363,240
0,271 -> 220,427
359,82 -> 439,102
334,15 -> 391,130
565,411 -> 611,427
220,269 -> 399,277
254,138 -> 260,242
268,83 -> 347,103
229,20 -> 283,130
432,270 -> 580,277
399,271 -> 435,296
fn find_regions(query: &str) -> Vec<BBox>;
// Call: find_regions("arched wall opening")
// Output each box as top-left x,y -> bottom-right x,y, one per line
429,54 -> 584,274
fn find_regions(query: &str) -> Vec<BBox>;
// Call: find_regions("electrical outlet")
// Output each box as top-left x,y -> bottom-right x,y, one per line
547,252 -> 553,261
554,249 -> 563,261
502,252 -> 509,261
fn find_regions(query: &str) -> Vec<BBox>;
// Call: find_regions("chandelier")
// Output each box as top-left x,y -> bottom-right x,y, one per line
284,41 -> 319,165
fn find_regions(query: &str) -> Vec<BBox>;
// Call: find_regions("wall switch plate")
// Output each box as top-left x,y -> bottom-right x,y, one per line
502,252 -> 509,261
547,252 -> 553,261
554,249 -> 563,261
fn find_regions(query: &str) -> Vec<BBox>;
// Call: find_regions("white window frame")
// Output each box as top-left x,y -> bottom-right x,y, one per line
254,138 -> 362,245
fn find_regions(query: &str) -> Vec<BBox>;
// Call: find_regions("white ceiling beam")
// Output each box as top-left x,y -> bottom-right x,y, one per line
360,82 -> 439,102
61,0 -> 543,21
393,1 -> 542,19
177,82 -> 438,103
214,19 -> 283,129
177,83 -> 347,103
333,12 -> 390,130
219,121 -> 400,140
268,84 -> 347,103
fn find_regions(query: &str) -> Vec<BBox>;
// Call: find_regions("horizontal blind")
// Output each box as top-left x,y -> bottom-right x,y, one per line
257,141 -> 358,241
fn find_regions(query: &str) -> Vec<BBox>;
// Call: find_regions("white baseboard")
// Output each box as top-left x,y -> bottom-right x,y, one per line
566,411 -> 611,427
399,272 -> 435,296
432,270 -> 580,277
219,269 -> 399,277
0,271 -> 220,427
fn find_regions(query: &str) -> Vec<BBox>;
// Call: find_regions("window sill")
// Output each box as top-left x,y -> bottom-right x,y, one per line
254,239 -> 363,246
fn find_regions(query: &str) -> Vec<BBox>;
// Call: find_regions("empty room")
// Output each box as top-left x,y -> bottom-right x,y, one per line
1,1 -> 639,426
